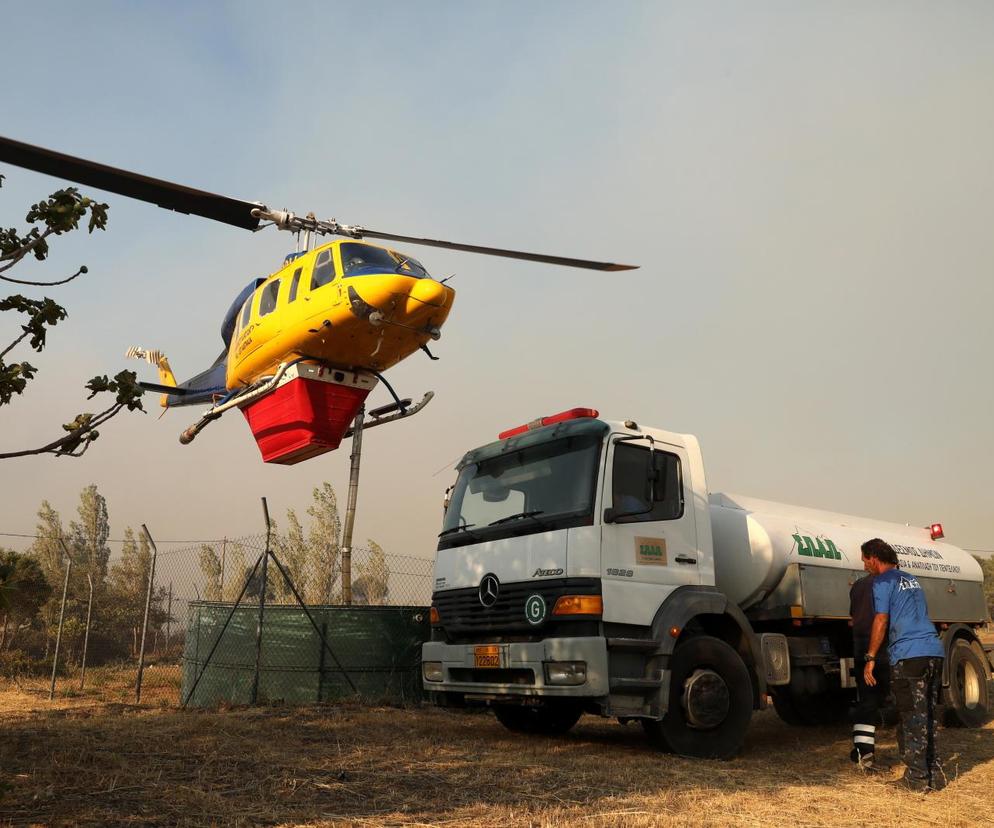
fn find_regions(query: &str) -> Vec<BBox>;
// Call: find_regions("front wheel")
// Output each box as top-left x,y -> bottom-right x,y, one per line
643,635 -> 753,759
493,702 -> 583,735
943,640 -> 991,728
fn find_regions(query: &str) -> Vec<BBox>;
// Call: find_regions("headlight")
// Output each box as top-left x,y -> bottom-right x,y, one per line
423,661 -> 444,682
544,661 -> 587,686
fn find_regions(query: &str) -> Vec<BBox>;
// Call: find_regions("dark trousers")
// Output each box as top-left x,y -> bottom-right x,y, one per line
892,656 -> 943,787
851,654 -> 890,759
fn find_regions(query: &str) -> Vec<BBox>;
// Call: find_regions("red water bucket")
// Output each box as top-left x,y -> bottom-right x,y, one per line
241,372 -> 372,465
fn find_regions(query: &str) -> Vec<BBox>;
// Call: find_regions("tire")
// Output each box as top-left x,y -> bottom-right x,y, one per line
642,635 -> 753,759
493,702 -> 583,735
943,640 -> 992,728
770,666 -> 849,726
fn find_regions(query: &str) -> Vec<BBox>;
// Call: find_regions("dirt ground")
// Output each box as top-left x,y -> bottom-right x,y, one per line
2,677 -> 993,828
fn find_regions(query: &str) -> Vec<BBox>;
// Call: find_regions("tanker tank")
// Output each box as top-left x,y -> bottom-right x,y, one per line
709,492 -> 985,620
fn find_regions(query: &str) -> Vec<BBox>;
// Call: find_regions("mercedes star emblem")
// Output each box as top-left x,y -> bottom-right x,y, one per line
479,573 -> 500,608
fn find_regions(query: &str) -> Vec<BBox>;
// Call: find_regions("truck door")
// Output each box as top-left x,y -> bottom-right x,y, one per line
600,437 -> 701,625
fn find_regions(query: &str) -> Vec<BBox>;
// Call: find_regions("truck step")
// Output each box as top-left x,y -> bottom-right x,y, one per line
607,637 -> 660,653
610,677 -> 664,693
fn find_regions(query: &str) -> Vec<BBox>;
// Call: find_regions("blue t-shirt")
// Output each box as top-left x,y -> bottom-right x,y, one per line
871,568 -> 944,663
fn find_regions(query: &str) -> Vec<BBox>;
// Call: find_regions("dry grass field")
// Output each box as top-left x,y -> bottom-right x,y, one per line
2,668 -> 993,828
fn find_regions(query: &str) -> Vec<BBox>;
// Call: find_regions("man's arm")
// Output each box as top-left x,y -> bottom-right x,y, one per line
863,612 -> 888,687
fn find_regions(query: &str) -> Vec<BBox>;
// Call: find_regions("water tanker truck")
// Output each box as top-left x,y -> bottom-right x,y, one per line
421,408 -> 992,758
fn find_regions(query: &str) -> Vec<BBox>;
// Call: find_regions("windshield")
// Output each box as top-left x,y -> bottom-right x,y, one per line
439,434 -> 602,547
340,243 -> 430,278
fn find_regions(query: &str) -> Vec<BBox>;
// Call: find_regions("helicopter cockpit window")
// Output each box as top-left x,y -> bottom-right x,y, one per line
258,280 -> 280,317
288,267 -> 303,302
340,243 -> 429,278
311,250 -> 335,290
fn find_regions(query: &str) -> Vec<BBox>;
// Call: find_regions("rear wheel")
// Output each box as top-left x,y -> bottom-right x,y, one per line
493,702 -> 583,735
943,640 -> 991,728
643,635 -> 753,759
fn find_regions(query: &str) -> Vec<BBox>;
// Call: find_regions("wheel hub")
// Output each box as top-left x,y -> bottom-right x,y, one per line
682,668 -> 730,729
960,660 -> 981,709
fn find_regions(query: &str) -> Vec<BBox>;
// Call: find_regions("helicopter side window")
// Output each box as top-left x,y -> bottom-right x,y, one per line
258,280 -> 280,317
311,250 -> 336,290
288,267 -> 303,302
239,294 -> 253,329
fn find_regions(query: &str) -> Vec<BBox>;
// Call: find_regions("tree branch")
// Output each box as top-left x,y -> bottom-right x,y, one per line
0,265 -> 88,287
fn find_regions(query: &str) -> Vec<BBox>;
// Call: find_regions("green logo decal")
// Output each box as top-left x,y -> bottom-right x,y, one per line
793,533 -> 842,560
525,594 -> 547,626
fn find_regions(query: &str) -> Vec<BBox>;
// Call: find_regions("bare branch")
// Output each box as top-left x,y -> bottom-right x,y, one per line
0,265 -> 88,287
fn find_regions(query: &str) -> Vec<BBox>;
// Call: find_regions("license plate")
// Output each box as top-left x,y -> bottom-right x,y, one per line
474,645 -> 502,668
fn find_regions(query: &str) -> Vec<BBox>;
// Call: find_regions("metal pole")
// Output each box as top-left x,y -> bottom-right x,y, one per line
340,404 -> 365,606
78,574 -> 93,690
219,536 -> 227,599
250,498 -> 272,705
135,524 -> 159,704
48,540 -> 72,701
165,582 -> 173,653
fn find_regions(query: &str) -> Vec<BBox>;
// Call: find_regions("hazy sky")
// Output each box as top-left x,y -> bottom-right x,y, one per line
1,2 -> 991,562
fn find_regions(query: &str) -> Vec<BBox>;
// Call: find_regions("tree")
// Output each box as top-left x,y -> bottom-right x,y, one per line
274,509 -> 309,603
305,483 -> 342,604
69,485 -> 111,591
0,176 -> 144,458
27,500 -> 68,656
353,540 -> 389,606
0,548 -> 52,648
108,527 -> 153,656
197,544 -> 224,602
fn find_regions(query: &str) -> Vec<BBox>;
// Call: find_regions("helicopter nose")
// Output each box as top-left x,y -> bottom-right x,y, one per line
405,278 -> 451,314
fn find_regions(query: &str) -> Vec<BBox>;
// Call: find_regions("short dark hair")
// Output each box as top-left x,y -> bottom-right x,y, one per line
861,538 -> 899,566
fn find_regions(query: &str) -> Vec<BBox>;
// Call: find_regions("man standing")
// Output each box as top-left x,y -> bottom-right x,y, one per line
849,570 -> 889,768
862,538 -> 945,792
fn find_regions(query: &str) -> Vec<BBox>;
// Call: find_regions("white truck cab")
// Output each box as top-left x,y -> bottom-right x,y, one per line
422,408 -> 992,758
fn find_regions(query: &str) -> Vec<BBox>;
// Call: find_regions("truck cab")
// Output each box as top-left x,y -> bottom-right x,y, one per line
423,408 -> 769,758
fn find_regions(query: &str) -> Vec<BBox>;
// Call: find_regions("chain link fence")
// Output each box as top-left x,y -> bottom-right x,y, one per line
2,532 -> 433,708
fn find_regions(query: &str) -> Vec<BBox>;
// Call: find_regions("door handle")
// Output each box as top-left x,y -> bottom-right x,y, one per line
674,555 -> 697,565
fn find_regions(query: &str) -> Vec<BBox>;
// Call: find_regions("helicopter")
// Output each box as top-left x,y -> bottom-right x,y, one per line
0,135 -> 637,464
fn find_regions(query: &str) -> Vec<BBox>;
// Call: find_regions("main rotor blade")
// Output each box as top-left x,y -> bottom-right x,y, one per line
358,229 -> 638,271
0,135 -> 262,231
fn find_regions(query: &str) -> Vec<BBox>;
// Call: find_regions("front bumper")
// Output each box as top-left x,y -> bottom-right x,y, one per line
422,636 -> 609,698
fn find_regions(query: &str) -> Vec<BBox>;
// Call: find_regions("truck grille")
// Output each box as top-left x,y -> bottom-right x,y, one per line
433,577 -> 600,638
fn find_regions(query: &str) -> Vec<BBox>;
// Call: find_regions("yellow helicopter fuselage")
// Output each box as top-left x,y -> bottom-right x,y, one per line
226,240 -> 455,389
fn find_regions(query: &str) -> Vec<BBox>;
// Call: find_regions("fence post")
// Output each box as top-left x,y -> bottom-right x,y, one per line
165,582 -> 173,654
78,573 -> 94,690
316,618 -> 328,702
219,536 -> 227,598
251,498 -> 272,705
48,540 -> 72,701
341,404 -> 365,605
135,524 -> 159,704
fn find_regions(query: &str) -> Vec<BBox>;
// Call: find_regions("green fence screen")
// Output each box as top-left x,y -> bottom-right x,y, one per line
181,602 -> 429,707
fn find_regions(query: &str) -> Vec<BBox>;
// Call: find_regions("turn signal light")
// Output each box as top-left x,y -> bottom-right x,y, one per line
498,408 -> 599,439
552,595 -> 603,616
929,523 -> 944,540
429,606 -> 440,625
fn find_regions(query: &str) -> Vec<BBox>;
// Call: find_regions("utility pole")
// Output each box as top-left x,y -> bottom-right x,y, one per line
340,404 -> 365,606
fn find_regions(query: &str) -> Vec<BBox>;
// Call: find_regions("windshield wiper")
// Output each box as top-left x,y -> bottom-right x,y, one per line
438,523 -> 478,538
488,510 -> 546,527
